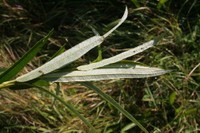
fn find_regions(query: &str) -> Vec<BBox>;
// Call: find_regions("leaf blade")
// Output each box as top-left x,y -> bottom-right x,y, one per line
42,66 -> 170,82
77,40 -> 155,70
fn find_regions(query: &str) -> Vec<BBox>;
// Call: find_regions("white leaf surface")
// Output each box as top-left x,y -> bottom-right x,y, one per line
16,7 -> 128,82
42,66 -> 169,82
77,40 -> 155,70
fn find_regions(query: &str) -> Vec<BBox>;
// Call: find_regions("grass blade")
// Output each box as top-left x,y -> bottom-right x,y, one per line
81,82 -> 149,133
16,7 -> 128,82
30,84 -> 96,132
0,29 -> 53,83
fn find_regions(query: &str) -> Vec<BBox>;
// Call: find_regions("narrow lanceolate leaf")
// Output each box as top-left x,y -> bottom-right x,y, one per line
42,66 -> 169,82
16,6 -> 128,82
77,40 -> 155,70
0,29 -> 53,84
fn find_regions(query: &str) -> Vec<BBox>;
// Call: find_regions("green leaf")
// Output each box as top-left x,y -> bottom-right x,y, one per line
169,91 -> 176,105
92,45 -> 102,63
157,0 -> 168,9
185,108 -> 197,115
81,82 -> 149,133
16,7 -> 128,82
0,68 -> 6,75
121,123 -> 136,133
9,79 -> 49,90
0,29 -> 54,83
41,65 -> 169,82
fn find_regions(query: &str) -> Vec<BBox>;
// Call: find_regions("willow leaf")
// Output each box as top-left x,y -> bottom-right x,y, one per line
77,40 -> 155,70
16,6 -> 128,82
41,66 -> 169,82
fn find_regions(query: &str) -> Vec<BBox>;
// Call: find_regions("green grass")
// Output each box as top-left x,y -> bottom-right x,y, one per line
0,0 -> 199,132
